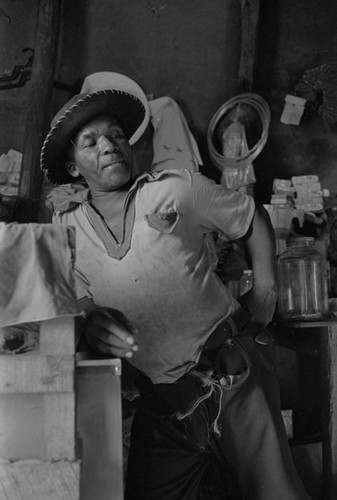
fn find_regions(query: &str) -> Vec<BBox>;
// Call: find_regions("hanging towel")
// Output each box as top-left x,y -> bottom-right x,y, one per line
0,223 -> 80,327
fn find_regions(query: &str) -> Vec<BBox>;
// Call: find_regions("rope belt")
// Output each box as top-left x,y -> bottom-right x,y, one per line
174,308 -> 273,436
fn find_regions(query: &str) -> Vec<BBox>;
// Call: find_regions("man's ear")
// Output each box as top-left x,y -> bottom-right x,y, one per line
65,160 -> 80,178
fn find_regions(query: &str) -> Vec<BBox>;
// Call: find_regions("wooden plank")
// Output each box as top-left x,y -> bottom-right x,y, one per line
0,460 -> 80,500
237,0 -> 260,92
0,354 -> 74,393
320,324 -> 337,498
0,392 -> 76,460
76,359 -> 123,500
0,393 -> 45,460
44,392 -> 76,460
40,317 -> 76,355
273,319 -> 337,328
76,353 -> 122,373
17,0 -> 61,222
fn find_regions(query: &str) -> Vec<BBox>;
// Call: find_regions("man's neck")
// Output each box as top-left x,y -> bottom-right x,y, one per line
90,178 -> 134,217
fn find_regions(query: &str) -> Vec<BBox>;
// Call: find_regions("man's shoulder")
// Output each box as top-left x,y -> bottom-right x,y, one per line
143,168 -> 202,185
53,187 -> 90,214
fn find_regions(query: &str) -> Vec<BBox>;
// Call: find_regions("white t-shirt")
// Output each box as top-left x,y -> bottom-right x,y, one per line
53,169 -> 255,383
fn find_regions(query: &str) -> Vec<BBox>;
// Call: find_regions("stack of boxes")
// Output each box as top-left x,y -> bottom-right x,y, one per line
271,179 -> 295,208
292,175 -> 326,212
266,174 -> 330,256
271,175 -> 329,213
0,149 -> 22,197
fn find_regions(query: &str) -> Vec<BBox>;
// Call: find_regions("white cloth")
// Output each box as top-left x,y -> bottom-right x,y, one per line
149,97 -> 202,172
0,223 -> 80,327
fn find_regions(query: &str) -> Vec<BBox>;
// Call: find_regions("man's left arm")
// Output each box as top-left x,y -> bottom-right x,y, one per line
239,202 -> 278,327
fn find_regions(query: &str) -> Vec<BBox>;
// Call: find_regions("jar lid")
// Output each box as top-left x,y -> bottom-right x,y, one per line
286,236 -> 315,247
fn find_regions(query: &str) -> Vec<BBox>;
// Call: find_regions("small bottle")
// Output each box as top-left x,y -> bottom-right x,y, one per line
240,270 -> 253,296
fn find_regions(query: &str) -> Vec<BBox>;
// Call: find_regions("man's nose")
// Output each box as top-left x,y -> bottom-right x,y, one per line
99,136 -> 119,153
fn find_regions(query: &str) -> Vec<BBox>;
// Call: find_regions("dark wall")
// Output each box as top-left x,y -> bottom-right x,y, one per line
55,0 -> 241,141
254,0 -> 337,202
1,0 -> 337,205
0,0 -> 38,154
52,0 -> 242,182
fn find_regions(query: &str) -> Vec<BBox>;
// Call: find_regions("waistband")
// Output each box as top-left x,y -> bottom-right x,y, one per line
201,307 -> 255,356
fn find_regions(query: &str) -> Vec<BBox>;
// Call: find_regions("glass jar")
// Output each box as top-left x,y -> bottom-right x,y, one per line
277,236 -> 328,320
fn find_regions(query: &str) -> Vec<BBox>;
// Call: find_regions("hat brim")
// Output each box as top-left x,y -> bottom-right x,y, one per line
80,72 -> 150,145
40,89 -> 145,185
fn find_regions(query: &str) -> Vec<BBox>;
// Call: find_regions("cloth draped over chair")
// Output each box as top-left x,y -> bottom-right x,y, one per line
0,222 -> 80,327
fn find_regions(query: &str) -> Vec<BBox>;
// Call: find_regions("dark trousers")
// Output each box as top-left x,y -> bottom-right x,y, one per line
125,333 -> 311,500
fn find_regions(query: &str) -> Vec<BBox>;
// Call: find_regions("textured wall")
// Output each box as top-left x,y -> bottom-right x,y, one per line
55,0 -> 241,142
0,0 -> 38,154
254,0 -> 337,202
51,0 -> 241,183
1,1 -> 337,202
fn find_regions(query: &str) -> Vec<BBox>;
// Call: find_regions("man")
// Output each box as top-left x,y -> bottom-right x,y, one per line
41,83 -> 310,500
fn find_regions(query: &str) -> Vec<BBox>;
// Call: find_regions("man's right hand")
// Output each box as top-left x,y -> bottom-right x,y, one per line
83,307 -> 139,359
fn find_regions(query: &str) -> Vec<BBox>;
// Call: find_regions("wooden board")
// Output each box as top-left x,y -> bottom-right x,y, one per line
0,354 -> 74,393
0,317 -> 77,461
76,358 -> 123,500
0,392 -> 76,460
237,0 -> 260,92
40,316 -> 76,354
18,0 -> 61,222
0,460 -> 81,500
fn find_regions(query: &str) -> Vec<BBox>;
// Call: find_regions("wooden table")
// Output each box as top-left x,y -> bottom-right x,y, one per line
272,318 -> 337,499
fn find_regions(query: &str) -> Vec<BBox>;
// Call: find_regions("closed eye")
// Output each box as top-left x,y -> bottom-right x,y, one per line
83,140 -> 96,148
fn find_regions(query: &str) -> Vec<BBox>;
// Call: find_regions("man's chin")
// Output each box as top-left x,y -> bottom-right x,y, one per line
101,170 -> 132,190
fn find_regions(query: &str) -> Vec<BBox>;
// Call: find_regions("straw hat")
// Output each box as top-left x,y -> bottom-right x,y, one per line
41,73 -> 149,185
80,71 -> 150,145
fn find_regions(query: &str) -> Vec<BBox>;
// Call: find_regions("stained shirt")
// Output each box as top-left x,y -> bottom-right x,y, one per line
53,169 -> 255,383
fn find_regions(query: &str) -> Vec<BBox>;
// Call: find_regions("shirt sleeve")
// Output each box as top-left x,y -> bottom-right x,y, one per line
74,267 -> 92,300
190,172 -> 255,240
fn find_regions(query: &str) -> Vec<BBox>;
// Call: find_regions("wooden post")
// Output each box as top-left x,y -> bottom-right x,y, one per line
16,0 -> 61,222
273,319 -> 337,499
237,0 -> 260,93
320,324 -> 337,499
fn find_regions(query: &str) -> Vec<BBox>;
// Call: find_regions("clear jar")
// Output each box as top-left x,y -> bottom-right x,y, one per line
277,236 -> 328,320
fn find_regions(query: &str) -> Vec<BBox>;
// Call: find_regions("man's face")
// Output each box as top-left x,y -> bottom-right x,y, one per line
68,116 -> 133,192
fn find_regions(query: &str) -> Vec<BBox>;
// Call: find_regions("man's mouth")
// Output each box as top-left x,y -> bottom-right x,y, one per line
101,157 -> 126,169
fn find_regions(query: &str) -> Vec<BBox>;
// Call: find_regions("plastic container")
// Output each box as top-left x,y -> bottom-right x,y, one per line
277,236 -> 328,320
240,269 -> 253,296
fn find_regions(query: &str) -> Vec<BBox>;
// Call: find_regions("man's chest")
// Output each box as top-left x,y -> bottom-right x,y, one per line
93,193 -> 127,244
